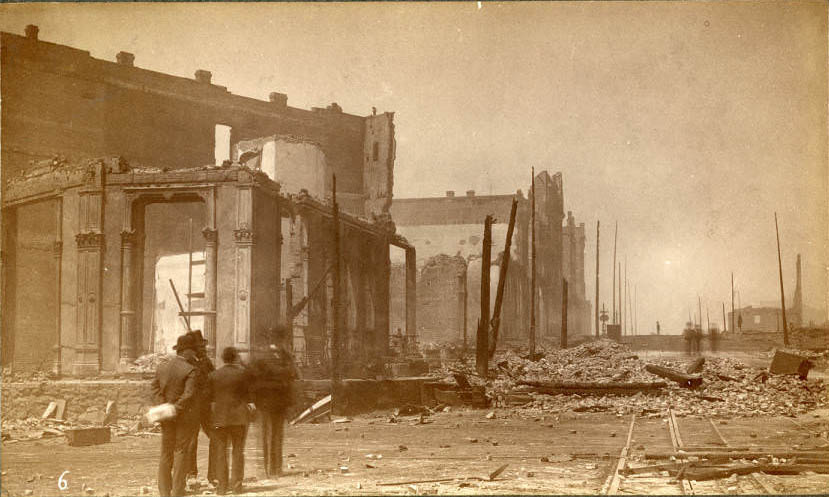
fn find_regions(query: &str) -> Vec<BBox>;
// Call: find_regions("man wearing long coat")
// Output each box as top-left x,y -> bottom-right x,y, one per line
151,334 -> 200,497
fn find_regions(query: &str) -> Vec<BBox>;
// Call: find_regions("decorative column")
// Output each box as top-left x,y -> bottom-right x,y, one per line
53,198 -> 63,375
202,227 -> 218,358
53,239 -> 63,375
118,229 -> 137,369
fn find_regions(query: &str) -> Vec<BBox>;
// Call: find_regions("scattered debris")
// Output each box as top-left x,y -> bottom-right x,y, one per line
67,427 -> 111,446
41,401 -> 58,420
290,395 -> 332,425
428,340 -> 825,417
128,353 -> 172,373
770,350 -> 813,379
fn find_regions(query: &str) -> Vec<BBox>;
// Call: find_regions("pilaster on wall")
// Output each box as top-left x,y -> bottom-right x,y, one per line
202,186 -> 218,359
233,184 -> 254,360
73,163 -> 105,376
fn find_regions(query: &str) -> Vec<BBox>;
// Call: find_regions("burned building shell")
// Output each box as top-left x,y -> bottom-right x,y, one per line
0,26 -> 416,376
390,172 -> 592,348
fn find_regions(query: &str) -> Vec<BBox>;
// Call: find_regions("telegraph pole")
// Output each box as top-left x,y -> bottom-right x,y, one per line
594,220 -> 600,337
529,168 -> 536,358
618,262 -> 622,332
623,257 -> 628,335
634,284 -> 638,335
722,302 -> 727,333
775,212 -> 789,346
612,222 -> 618,324
731,272 -> 735,334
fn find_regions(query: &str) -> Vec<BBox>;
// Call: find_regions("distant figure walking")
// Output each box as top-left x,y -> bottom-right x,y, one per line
208,347 -> 254,495
251,327 -> 299,477
709,327 -> 720,353
151,334 -> 199,497
693,327 -> 703,355
656,321 -> 661,335
683,324 -> 694,355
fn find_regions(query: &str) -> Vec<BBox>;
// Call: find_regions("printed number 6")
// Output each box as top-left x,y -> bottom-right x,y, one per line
58,471 -> 70,490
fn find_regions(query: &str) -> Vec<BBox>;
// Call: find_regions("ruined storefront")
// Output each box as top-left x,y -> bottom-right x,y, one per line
0,26 -> 416,376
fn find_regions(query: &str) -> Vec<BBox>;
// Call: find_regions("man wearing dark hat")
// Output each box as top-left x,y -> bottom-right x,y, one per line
207,347 -> 254,494
151,334 -> 200,497
250,327 -> 299,477
185,330 -> 217,486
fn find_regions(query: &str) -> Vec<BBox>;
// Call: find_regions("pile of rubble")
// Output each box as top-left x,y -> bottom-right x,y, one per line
127,353 -> 172,373
1,368 -> 54,383
432,340 -> 827,418
1,414 -> 156,443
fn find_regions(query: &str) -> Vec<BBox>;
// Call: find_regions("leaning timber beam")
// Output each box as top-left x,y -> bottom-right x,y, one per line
489,199 -> 518,358
517,380 -> 667,396
644,450 -> 829,460
645,364 -> 703,388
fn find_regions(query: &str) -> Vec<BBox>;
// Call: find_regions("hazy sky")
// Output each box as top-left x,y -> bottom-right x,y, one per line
2,1 -> 826,333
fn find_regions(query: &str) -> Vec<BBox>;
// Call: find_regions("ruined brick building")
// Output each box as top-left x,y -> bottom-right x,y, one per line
0,26 -> 416,376
390,171 -> 592,347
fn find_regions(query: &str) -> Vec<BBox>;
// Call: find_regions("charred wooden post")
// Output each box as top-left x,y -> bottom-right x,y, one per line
561,278 -> 568,348
775,212 -> 790,346
489,199 -> 518,358
476,215 -> 493,376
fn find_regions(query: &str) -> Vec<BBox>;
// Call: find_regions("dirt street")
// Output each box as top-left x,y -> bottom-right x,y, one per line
2,407 -> 828,496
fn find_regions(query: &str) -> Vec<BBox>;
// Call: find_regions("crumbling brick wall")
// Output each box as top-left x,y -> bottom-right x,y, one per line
417,255 -> 467,344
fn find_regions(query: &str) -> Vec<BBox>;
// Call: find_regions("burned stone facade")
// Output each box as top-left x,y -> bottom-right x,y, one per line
0,27 -> 413,376
390,170 -> 583,348
562,211 -> 592,337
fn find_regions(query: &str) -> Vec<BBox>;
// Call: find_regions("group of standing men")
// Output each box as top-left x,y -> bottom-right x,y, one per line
151,328 -> 298,496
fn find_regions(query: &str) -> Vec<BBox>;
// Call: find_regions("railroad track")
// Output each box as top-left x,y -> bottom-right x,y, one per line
603,414 -> 689,495
603,410 -> 804,495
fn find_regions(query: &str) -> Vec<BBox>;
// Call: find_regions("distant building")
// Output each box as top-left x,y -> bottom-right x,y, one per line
728,306 -> 786,332
727,254 -> 804,332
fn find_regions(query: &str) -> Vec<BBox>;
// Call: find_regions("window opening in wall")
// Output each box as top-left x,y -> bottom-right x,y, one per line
372,141 -> 379,161
214,124 -> 232,166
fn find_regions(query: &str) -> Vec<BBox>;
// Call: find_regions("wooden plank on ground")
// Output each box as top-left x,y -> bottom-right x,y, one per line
708,417 -> 730,446
606,414 -> 636,495
670,409 -> 685,449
